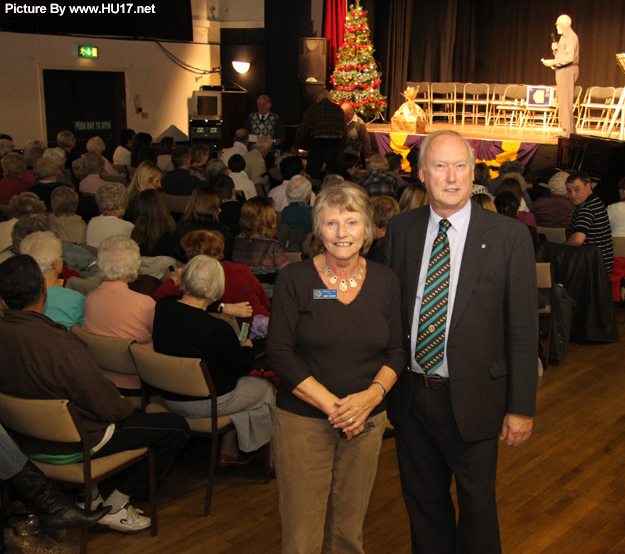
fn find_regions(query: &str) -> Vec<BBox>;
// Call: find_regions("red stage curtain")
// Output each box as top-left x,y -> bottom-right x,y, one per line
324,0 -> 347,82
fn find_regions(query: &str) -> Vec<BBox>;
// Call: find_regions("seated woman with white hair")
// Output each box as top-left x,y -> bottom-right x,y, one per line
281,175 -> 313,232
78,152 -> 108,197
49,186 -> 87,244
86,182 -> 134,248
19,231 -> 85,330
82,235 -> 155,393
153,255 -> 275,469
85,136 -> 118,176
0,192 -> 46,252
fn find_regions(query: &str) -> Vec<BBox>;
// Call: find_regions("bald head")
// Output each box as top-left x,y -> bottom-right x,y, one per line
556,14 -> 571,34
342,102 -> 355,122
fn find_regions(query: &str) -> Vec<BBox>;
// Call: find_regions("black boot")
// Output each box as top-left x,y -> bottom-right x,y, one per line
6,460 -> 110,532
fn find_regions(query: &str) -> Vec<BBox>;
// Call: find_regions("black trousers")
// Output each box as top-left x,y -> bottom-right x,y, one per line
395,372 -> 501,554
92,412 -> 189,498
306,138 -> 344,180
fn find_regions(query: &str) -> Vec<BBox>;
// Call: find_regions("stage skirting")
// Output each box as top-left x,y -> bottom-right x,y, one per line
375,132 -> 541,174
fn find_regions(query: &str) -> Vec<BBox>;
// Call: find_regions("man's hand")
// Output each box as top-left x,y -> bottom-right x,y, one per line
500,413 -> 533,448
541,58 -> 556,67
223,302 -> 253,318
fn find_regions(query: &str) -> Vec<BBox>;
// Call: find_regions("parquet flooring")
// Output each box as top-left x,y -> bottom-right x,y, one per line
80,316 -> 624,554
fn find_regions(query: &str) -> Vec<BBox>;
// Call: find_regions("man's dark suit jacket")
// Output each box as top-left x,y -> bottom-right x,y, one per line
162,168 -> 203,196
382,203 -> 538,443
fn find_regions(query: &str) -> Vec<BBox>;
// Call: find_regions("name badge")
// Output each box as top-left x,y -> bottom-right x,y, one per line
314,289 -> 338,299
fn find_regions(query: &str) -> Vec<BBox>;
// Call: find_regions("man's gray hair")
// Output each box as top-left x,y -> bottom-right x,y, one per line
255,136 -> 273,152
43,148 -> 66,171
82,152 -> 105,175
286,175 -> 312,203
180,255 -> 225,301
51,186 -> 80,216
12,213 -> 60,251
86,136 -> 106,155
418,130 -> 476,171
20,231 -> 63,275
33,158 -> 58,181
97,235 -> 141,282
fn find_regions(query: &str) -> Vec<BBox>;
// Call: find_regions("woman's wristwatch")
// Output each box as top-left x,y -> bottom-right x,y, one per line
372,381 -> 386,398
217,302 -> 226,314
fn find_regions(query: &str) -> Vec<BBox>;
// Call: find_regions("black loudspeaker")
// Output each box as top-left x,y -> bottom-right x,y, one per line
298,83 -> 325,123
298,38 -> 329,84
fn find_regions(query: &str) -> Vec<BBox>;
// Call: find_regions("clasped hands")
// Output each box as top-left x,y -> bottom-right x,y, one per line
327,387 -> 382,441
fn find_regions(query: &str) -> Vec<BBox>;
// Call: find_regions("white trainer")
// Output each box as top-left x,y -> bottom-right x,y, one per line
99,503 -> 151,533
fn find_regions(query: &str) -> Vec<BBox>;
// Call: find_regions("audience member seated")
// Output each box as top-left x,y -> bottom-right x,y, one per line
42,147 -> 72,186
342,101 -> 372,162
472,193 -> 497,212
406,146 -> 420,183
124,161 -> 163,223
530,171 -> 576,229
281,176 -> 313,232
49,187 -> 87,244
56,130 -> 80,170
358,153 -> 398,198
206,158 -> 228,185
0,192 -> 45,252
496,177 -> 537,231
495,191 -> 539,248
136,146 -> 158,166
333,153 -> 362,183
0,254 -> 189,533
156,230 -> 269,325
228,154 -> 257,200
157,136 -> 175,173
320,174 -> 345,190
85,136 -> 118,176
29,157 -> 65,209
83,235 -> 156,391
269,155 -> 316,212
152,255 -> 275,468
162,146 -> 203,196
23,142 -> 45,185
174,186 -> 233,262
130,132 -> 153,168
0,138 -> 14,180
385,152 -> 409,189
188,143 -> 210,183
398,183 -> 429,212
607,176 -> 625,237
245,94 -> 285,147
367,195 -> 400,263
113,128 -> 135,167
78,152 -> 108,197
86,182 -> 134,248
233,196 -> 289,285
0,153 -> 31,204
472,162 -> 493,196
244,136 -> 273,192
212,174 -> 242,237
20,231 -> 85,329
565,171 -> 613,276
489,160 -> 525,195
222,129 -> 250,166
131,189 -> 176,258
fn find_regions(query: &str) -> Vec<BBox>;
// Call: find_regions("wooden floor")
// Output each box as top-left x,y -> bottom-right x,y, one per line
368,120 -> 618,146
79,316 -> 625,554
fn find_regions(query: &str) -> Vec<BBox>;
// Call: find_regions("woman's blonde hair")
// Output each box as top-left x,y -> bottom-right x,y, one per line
239,196 -> 277,239
399,184 -> 430,212
311,182 -> 375,256
126,161 -> 162,204
181,186 -> 221,223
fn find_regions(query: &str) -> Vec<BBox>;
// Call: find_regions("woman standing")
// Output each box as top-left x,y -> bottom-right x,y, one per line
267,182 -> 405,554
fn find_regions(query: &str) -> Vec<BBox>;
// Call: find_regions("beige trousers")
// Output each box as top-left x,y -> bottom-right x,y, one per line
275,408 -> 387,554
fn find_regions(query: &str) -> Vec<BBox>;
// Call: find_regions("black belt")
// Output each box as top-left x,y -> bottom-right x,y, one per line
314,135 -> 342,139
414,372 -> 450,389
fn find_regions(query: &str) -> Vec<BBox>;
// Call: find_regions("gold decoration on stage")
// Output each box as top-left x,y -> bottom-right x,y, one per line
391,87 -> 427,134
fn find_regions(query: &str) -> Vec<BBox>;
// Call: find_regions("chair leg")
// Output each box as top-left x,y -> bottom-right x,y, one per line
148,449 -> 158,536
204,434 -> 219,517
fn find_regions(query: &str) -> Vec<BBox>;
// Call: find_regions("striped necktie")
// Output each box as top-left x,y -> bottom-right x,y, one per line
414,219 -> 451,375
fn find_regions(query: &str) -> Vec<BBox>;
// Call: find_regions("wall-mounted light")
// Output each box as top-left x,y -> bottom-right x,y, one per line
232,61 -> 250,74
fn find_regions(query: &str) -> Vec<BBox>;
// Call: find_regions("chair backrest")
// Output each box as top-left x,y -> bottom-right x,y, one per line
613,88 -> 624,103
129,344 -> 212,398
613,236 -> 625,258
111,163 -> 128,175
503,85 -> 528,102
406,82 -> 429,98
431,82 -> 456,95
102,173 -> 128,186
588,86 -> 616,102
464,83 -> 489,96
161,193 -> 190,215
537,226 -> 567,244
0,392 -> 81,444
536,263 -> 553,289
72,326 -> 138,375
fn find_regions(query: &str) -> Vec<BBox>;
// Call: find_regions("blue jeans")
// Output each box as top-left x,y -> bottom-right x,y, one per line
0,423 -> 28,480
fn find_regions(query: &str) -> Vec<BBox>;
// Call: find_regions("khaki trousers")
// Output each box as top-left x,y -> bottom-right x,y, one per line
275,408 -> 386,554
556,64 -> 579,137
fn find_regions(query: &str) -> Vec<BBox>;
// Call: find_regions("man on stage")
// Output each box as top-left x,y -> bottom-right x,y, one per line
542,14 -> 579,138
383,130 -> 538,554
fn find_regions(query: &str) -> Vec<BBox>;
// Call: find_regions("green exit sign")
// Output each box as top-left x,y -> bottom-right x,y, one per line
78,46 -> 99,58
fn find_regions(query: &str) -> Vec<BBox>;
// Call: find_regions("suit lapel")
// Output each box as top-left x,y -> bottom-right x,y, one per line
450,205 -> 490,335
406,209 -> 429,320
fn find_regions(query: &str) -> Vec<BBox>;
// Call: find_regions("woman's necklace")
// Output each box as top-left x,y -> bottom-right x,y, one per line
321,257 -> 364,292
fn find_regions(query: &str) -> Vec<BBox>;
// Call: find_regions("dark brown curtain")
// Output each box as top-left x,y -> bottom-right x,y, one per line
372,0 -> 625,118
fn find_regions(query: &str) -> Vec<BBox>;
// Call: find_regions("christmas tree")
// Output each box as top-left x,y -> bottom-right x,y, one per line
330,0 -> 387,120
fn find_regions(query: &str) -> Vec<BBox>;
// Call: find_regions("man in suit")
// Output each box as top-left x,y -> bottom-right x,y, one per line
383,130 -> 538,554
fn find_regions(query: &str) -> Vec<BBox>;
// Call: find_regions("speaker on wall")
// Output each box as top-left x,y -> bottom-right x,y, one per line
298,38 -> 329,84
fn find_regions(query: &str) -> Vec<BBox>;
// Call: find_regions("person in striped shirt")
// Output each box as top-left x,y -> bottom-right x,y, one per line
565,171 -> 613,274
